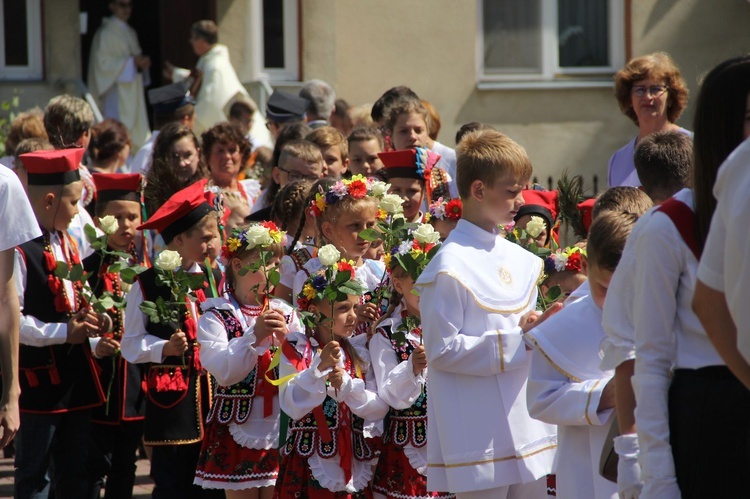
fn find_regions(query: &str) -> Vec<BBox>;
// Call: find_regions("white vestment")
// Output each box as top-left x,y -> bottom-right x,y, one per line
525,295 -> 617,499
415,219 -> 556,493
173,44 -> 272,148
87,16 -> 151,150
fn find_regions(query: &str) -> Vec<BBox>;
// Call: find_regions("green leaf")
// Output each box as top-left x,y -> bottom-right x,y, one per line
188,274 -> 207,290
106,262 -> 122,273
69,263 -> 85,282
98,295 -> 116,310
108,250 -> 132,260
358,228 -> 382,242
268,271 -> 281,287
54,261 -> 69,279
90,240 -> 104,252
545,284 -> 562,302
84,224 -> 99,245
119,265 -> 146,284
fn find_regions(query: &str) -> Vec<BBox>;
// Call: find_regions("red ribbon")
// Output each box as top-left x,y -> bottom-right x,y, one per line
256,349 -> 277,418
338,403 -> 353,485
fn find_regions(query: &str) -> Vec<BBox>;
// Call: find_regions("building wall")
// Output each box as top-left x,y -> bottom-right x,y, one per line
300,0 -> 750,192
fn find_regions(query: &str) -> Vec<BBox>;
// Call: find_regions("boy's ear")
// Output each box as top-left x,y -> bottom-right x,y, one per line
45,192 -> 56,208
231,257 -> 242,273
342,158 -> 350,175
469,179 -> 485,201
581,255 -> 589,276
172,233 -> 184,248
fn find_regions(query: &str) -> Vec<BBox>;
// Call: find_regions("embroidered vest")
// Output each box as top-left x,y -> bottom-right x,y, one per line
136,265 -> 220,444
289,247 -> 313,277
378,325 -> 427,449
205,308 -> 280,424
282,340 -> 375,462
12,237 -> 105,414
83,251 -> 147,424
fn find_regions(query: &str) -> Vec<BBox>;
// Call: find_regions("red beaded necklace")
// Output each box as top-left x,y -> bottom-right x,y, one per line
43,231 -> 82,315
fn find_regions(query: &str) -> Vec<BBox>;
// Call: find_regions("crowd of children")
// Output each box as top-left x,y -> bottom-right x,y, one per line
3,52 -> 750,499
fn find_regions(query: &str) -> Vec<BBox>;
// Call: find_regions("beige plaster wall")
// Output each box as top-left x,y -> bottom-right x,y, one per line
300,0 -> 750,193
0,0 -> 82,114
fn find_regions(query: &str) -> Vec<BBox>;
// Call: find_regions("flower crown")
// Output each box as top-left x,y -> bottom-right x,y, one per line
428,196 -> 462,221
297,245 -> 367,311
544,246 -> 586,275
220,221 -> 285,263
383,223 -> 441,282
309,175 -> 389,218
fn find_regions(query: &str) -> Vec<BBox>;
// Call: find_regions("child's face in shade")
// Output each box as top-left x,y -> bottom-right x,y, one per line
586,262 -> 613,309
311,294 -> 360,343
53,181 -> 82,232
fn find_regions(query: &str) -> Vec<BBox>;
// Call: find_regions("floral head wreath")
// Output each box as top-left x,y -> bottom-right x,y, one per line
383,223 -> 441,282
220,221 -> 285,263
427,196 -> 462,221
296,244 -> 367,312
309,174 -> 389,218
544,246 -> 586,275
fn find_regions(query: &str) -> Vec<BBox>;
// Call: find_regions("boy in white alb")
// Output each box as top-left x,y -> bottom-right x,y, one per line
415,130 -> 559,498
526,211 -> 640,499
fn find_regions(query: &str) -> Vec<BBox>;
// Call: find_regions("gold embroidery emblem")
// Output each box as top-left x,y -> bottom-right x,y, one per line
498,266 -> 513,287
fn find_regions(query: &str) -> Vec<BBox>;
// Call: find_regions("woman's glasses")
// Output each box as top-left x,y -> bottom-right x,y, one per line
631,85 -> 669,98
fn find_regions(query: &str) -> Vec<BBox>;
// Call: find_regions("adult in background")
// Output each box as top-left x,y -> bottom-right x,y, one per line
87,0 -> 151,150
163,20 -> 272,149
609,52 -> 690,187
299,79 -> 336,129
265,90 -> 309,141
202,122 -> 260,223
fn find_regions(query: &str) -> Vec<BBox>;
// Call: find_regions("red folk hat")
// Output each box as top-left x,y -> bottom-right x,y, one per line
21,148 -> 85,186
379,147 -> 441,181
515,189 -> 559,227
577,197 -> 596,234
138,181 -> 214,244
92,173 -> 143,203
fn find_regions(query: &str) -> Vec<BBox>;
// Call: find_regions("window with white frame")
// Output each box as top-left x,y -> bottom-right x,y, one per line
260,0 -> 299,82
0,0 -> 43,80
479,0 -> 624,87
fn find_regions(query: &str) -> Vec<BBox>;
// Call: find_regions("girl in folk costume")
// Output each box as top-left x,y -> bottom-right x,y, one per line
194,223 -> 304,497
425,196 -> 462,241
271,179 -> 317,303
83,172 -> 150,499
369,223 -> 454,499
275,256 -> 389,498
291,175 -> 387,335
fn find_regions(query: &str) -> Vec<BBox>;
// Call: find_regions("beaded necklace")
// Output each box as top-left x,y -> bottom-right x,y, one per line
43,230 -> 82,315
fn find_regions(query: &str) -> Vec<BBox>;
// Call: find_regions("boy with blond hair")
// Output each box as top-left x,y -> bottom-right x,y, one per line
306,125 -> 349,178
415,129 -> 559,498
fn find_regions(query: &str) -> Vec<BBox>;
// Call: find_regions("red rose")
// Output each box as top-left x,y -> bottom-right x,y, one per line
347,180 -> 367,199
445,198 -> 462,220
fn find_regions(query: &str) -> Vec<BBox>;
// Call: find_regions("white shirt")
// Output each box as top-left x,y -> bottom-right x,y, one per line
633,188 -> 722,498
121,262 -> 202,365
279,242 -> 314,289
0,167 -> 41,251
198,296 -> 303,449
278,331 -> 388,493
130,130 -> 159,176
430,141 -> 458,199
697,136 -> 750,362
525,295 -> 616,499
600,206 -> 658,370
368,303 -> 428,474
414,219 -> 556,492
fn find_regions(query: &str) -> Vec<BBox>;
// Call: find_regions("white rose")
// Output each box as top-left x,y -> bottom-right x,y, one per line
155,250 -> 182,271
525,215 -> 547,238
99,215 -> 119,235
318,244 -> 341,266
412,224 -> 440,244
370,181 -> 391,198
245,225 -> 273,249
379,193 -> 404,214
